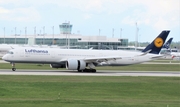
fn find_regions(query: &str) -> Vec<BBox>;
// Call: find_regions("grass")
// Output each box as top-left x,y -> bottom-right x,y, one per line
97,64 -> 180,71
149,59 -> 180,63
0,63 -> 180,71
0,63 -> 55,70
0,76 -> 179,107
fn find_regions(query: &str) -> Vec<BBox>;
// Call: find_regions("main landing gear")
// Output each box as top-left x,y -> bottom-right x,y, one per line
78,68 -> 96,73
11,62 -> 16,71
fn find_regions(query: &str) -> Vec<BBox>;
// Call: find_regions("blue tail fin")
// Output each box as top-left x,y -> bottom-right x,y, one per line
162,37 -> 173,49
142,30 -> 170,54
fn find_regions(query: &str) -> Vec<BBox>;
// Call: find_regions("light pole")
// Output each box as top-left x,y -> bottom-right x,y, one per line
99,29 -> 101,36
34,26 -> 36,45
34,26 -> 36,36
25,27 -> 27,44
120,28 -> 122,39
3,27 -> 5,44
135,22 -> 139,50
139,34 -> 141,47
15,27 -> 16,44
52,26 -> 54,45
43,26 -> 45,45
112,28 -> 114,38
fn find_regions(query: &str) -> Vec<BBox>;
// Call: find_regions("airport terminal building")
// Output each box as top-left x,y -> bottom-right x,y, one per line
0,23 -> 128,50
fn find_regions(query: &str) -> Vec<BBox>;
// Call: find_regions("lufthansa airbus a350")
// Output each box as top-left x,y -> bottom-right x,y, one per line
2,30 -> 170,72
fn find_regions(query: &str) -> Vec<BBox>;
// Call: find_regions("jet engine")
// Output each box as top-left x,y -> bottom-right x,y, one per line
66,59 -> 86,70
50,64 -> 66,68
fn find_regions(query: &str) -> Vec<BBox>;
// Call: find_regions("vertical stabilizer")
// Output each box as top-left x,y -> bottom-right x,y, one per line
142,30 -> 170,54
162,38 -> 173,49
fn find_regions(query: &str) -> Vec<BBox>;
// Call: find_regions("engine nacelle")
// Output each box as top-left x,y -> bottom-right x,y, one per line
50,64 -> 66,68
66,59 -> 86,70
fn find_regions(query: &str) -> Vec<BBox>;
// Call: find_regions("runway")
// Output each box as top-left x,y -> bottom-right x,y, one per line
0,69 -> 179,77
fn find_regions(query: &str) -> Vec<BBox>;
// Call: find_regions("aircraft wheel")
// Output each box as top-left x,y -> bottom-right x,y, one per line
82,68 -> 88,72
12,68 -> 16,71
91,69 -> 96,73
78,70 -> 83,72
88,69 -> 96,73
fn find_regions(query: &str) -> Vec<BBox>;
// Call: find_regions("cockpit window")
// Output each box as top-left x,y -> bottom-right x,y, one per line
8,51 -> 14,54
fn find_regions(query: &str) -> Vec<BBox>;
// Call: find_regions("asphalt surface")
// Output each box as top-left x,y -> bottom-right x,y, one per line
0,69 -> 179,77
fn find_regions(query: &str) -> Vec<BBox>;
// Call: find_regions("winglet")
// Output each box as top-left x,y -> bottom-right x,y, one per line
142,30 -> 170,54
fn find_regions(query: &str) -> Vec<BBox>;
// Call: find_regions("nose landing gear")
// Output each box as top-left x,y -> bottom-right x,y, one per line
11,62 -> 16,71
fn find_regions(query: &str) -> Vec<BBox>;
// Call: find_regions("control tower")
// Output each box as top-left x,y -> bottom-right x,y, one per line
59,22 -> 73,34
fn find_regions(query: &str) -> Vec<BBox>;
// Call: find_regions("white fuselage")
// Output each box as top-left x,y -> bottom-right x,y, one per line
2,47 -> 162,66
171,52 -> 180,57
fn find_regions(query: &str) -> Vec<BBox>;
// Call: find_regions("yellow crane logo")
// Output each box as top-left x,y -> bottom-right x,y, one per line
154,37 -> 164,48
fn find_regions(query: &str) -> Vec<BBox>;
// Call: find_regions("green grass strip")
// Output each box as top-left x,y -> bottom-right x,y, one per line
0,76 -> 179,107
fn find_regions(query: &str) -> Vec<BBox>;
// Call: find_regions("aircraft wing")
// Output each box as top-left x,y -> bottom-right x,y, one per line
84,56 -> 124,63
59,56 -> 125,63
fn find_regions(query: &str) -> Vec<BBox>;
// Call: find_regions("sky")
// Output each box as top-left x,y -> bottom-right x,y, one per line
0,0 -> 180,42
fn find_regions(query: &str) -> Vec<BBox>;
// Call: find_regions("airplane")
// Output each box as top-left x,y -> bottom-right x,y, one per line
171,48 -> 180,59
164,38 -> 180,59
2,30 -> 170,72
162,37 -> 173,49
160,38 -> 173,55
160,38 -> 180,59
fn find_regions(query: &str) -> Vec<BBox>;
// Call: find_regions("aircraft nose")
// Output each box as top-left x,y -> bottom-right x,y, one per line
2,55 -> 8,60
